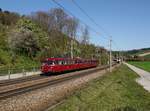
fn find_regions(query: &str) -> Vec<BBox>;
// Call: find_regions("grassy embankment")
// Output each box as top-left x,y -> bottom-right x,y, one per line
50,65 -> 150,111
128,61 -> 150,72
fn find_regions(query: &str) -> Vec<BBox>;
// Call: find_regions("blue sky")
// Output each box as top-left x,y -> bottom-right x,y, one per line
0,0 -> 150,50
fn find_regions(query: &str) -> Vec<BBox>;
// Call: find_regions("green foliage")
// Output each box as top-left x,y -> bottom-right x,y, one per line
79,44 -> 95,59
0,49 -> 11,65
124,48 -> 150,56
0,24 -> 8,50
0,8 -> 109,70
17,18 -> 49,49
13,55 -> 40,68
51,65 -> 150,111
8,18 -> 49,58
0,10 -> 20,25
100,52 -> 109,65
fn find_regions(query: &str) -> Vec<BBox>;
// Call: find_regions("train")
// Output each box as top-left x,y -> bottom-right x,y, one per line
41,58 -> 99,74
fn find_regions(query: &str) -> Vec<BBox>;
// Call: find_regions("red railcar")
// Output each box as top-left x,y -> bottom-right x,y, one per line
41,58 -> 98,74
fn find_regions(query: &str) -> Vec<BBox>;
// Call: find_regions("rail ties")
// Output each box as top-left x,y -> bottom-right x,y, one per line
0,64 -> 116,100
0,75 -> 46,87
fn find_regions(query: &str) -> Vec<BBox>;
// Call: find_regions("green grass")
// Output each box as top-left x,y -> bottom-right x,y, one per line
144,54 -> 150,59
128,61 -> 150,72
50,65 -> 150,111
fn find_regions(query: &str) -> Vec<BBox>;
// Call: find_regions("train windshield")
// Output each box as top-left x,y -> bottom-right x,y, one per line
42,60 -> 55,65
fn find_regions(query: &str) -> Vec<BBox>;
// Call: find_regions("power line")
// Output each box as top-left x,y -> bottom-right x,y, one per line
71,0 -> 120,66
109,37 -> 112,72
71,0 -> 123,52
72,0 -> 124,64
71,0 -> 110,39
51,0 -> 108,40
51,0 -> 123,60
112,40 -> 122,51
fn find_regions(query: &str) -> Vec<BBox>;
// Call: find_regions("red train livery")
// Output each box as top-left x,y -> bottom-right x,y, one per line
41,58 -> 99,74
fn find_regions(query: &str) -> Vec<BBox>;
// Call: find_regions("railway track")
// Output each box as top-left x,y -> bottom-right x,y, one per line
0,65 -> 113,100
0,75 -> 46,87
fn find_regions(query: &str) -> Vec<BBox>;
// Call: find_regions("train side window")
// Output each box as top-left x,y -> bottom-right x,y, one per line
75,60 -> 77,64
44,61 -> 55,65
68,60 -> 72,65
48,61 -> 53,65
64,60 -> 67,65
62,61 -> 65,65
58,61 -> 62,65
72,60 -> 74,64
52,61 -> 55,65
76,60 -> 80,64
69,60 -> 72,64
54,61 -> 58,65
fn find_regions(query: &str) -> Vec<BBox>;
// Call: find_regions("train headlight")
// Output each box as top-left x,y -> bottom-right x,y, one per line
42,63 -> 46,66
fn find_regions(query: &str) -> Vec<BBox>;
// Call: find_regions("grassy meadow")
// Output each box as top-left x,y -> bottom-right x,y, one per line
144,54 -> 150,59
50,65 -> 150,111
128,61 -> 150,72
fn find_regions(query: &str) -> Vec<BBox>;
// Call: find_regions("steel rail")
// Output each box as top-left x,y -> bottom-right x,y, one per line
0,75 -> 46,87
0,64 -> 116,100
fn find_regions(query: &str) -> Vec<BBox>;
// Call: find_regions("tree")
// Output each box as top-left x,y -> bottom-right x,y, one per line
0,10 -> 19,25
79,25 -> 90,58
81,25 -> 90,45
65,17 -> 79,58
8,18 -> 49,59
30,11 -> 50,31
49,8 -> 68,32
30,8 -> 68,33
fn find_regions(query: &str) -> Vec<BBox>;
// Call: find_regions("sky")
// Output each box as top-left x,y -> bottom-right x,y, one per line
0,0 -> 150,51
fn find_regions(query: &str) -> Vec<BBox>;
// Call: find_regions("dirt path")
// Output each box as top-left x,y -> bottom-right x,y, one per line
124,62 -> 150,92
139,52 -> 150,57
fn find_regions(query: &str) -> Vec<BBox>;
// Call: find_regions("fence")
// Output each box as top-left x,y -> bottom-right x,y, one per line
0,66 -> 41,80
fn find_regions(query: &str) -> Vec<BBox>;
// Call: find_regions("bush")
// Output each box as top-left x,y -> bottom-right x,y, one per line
0,49 -> 11,65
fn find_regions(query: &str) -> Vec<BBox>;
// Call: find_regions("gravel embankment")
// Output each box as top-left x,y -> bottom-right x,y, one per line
0,65 -> 119,111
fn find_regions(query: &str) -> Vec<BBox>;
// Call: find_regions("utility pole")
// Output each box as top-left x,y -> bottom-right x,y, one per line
109,37 -> 112,72
71,39 -> 73,59
71,31 -> 75,59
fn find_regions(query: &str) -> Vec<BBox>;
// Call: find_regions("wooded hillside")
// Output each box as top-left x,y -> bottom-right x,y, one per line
0,8 -> 108,69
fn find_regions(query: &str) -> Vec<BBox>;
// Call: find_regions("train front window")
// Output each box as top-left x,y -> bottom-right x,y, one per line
43,61 -> 55,65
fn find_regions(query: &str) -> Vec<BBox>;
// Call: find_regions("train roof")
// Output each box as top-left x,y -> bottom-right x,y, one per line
44,57 -> 98,61
45,58 -> 72,61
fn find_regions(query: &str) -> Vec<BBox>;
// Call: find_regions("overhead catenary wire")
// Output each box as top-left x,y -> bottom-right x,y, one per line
51,1 -> 122,50
51,0 -> 123,71
71,0 -> 115,71
71,0 -> 123,52
71,0 -> 121,64
112,40 -> 123,60
112,40 -> 122,51
71,0 -> 110,39
51,0 -> 108,41
51,0 -> 123,51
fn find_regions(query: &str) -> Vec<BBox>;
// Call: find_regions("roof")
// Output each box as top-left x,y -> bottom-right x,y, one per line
44,57 -> 98,61
46,58 -> 72,61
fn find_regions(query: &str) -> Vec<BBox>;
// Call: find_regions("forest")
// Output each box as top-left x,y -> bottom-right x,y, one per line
0,8 -> 109,70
